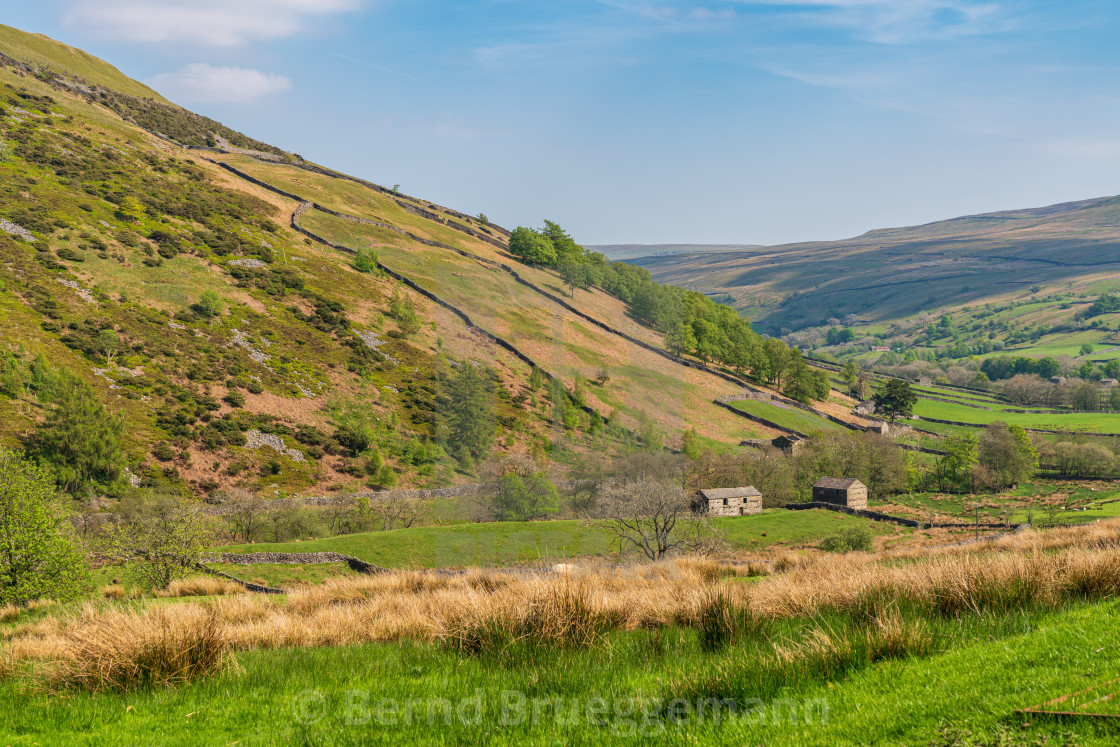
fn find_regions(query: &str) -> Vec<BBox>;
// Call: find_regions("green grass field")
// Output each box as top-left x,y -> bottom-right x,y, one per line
220,510 -> 897,570
978,329 -> 1120,360
729,400 -> 844,434
914,398 -> 1120,433
5,597 -> 1119,745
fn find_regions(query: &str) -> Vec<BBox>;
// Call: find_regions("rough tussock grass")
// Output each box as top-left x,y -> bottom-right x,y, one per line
44,605 -> 234,693
154,577 -> 247,598
7,520 -> 1120,693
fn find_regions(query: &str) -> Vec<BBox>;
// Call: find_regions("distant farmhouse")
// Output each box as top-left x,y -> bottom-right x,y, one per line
812,477 -> 868,510
694,487 -> 762,517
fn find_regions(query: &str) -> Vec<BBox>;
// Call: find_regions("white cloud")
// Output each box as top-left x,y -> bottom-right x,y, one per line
146,63 -> 291,103
734,0 -> 1007,44
64,0 -> 360,47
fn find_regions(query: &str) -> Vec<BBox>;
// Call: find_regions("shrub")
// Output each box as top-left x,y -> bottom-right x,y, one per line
152,442 -> 176,462
819,526 -> 873,553
353,248 -> 379,274
194,291 -> 224,318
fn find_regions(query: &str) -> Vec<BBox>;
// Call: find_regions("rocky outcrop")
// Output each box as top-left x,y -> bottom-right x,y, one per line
0,218 -> 36,242
244,429 -> 306,462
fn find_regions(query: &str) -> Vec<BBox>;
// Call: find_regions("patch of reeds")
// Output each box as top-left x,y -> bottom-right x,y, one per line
694,584 -> 768,653
445,577 -> 617,654
46,605 -> 233,693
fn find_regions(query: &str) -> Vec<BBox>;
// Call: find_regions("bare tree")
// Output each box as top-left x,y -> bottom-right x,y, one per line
372,491 -> 432,531
323,496 -> 356,536
100,492 -> 212,590
220,489 -> 269,542
586,477 -> 716,561
1001,374 -> 1052,406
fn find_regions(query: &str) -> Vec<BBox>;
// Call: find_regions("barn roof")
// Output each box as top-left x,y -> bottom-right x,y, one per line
813,477 -> 865,490
699,486 -> 761,501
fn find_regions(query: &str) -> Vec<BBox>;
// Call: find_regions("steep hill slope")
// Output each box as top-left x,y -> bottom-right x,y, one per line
0,26 -> 811,500
634,196 -> 1120,334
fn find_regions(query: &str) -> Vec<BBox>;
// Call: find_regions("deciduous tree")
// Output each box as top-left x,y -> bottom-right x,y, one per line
588,477 -> 715,561
101,491 -> 211,590
0,449 -> 90,605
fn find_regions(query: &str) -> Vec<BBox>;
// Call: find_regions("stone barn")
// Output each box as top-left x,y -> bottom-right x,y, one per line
812,477 -> 868,510
694,487 -> 762,517
771,434 -> 806,455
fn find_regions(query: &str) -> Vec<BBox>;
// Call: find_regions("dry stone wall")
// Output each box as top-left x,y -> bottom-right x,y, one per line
786,501 -> 1011,530
205,551 -> 387,575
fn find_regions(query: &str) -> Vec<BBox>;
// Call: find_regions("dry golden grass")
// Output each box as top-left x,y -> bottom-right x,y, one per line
154,577 -> 247,598
6,520 -> 1120,692
100,585 -> 125,600
0,605 -> 20,624
43,604 -> 234,692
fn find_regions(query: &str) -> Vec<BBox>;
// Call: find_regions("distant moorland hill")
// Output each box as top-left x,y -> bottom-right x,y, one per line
631,196 -> 1120,335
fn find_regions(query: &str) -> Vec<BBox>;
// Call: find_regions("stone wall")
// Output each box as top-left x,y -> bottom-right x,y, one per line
786,501 -> 1012,530
193,563 -> 284,594
204,551 -> 387,575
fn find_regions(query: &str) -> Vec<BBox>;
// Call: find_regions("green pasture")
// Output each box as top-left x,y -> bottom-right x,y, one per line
729,400 -> 844,434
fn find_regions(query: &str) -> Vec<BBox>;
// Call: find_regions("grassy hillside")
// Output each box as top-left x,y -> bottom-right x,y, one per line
0,24 -> 166,101
0,25 -> 811,502
729,398 -> 845,434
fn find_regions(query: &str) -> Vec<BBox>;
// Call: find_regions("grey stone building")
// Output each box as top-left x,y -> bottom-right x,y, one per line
694,487 -> 762,517
812,477 -> 868,509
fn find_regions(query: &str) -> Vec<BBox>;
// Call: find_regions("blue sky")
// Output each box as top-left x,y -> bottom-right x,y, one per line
5,1 -> 1120,245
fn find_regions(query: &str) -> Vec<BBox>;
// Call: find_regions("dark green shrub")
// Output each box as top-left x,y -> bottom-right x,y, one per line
819,526 -> 873,553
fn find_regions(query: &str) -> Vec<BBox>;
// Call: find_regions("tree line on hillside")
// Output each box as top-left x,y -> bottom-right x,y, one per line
509,221 -> 829,402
